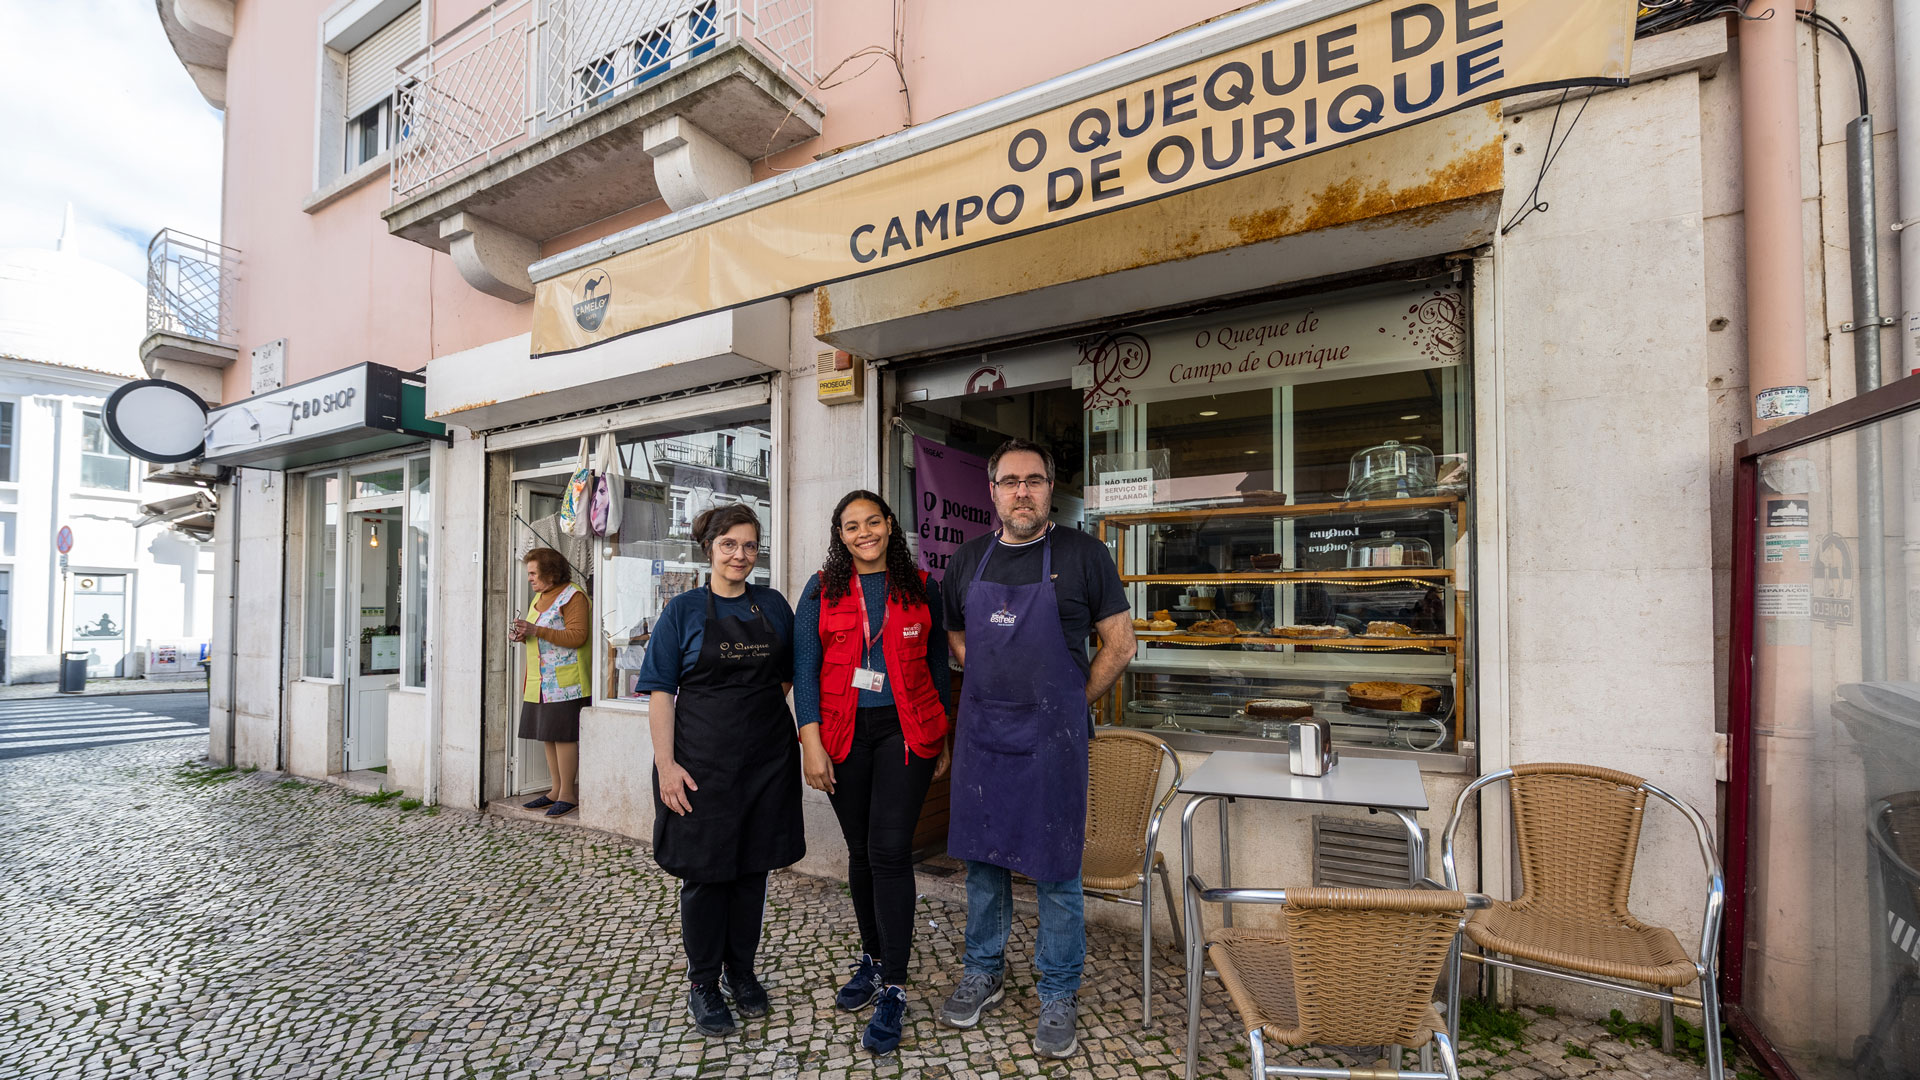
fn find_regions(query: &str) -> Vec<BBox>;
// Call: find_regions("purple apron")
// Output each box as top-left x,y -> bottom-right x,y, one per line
947,528 -> 1090,883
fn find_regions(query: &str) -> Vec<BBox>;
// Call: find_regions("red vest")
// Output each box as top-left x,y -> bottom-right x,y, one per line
817,574 -> 950,763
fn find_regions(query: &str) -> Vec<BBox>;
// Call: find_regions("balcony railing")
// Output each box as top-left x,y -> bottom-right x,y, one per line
653,439 -> 770,479
146,229 -> 239,344
391,0 -> 814,200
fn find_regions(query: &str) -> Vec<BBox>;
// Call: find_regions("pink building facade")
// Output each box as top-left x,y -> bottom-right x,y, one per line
147,1 -> 1920,1074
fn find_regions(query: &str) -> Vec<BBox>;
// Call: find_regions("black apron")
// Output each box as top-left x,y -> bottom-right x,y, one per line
652,584 -> 805,882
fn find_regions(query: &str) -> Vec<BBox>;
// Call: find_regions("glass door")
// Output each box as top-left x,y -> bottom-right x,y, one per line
507,476 -> 581,795
344,466 -> 405,772
69,573 -> 129,676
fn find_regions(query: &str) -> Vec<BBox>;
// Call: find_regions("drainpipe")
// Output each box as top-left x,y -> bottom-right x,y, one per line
225,471 -> 242,766
1738,4 -> 1817,1052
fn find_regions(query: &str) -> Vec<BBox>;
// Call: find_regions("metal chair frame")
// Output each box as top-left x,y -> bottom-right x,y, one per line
1180,848 -> 1492,1080
1439,768 -> 1725,1080
1082,729 -> 1186,1028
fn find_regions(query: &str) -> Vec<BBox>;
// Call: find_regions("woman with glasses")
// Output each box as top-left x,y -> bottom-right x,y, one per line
793,490 -> 952,1056
632,502 -> 803,1038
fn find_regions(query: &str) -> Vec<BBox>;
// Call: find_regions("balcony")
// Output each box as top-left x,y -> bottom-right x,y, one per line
652,438 -> 769,480
140,229 -> 240,405
381,0 -> 822,302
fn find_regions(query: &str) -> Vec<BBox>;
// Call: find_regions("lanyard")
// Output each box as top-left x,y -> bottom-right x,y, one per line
854,575 -> 887,653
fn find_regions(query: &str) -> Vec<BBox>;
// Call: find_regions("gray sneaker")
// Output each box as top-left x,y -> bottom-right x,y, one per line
1034,995 -> 1078,1058
937,970 -> 1004,1029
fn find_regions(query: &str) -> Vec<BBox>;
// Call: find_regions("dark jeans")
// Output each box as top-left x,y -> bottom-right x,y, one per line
826,706 -> 938,984
680,872 -> 768,985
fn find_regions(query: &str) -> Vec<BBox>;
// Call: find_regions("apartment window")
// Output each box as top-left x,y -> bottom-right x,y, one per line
337,3 -> 422,173
0,401 -> 13,480
688,1 -> 718,61
80,411 -> 132,490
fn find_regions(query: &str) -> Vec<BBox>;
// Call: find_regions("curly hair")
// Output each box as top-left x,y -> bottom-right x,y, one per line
822,490 -> 926,607
522,547 -> 571,590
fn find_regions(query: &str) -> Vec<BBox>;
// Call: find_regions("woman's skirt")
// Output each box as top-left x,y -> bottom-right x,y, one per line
518,697 -> 587,742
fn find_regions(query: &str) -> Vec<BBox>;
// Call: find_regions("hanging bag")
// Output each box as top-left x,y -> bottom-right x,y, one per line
560,437 -> 595,538
590,432 -> 625,537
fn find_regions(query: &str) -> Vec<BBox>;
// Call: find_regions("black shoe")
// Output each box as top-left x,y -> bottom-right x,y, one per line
862,986 -> 907,1056
688,982 -> 736,1036
836,953 -> 883,1011
545,800 -> 577,817
521,795 -> 555,809
720,969 -> 770,1018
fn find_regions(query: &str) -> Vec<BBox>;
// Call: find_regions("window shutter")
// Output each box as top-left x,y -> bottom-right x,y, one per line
345,4 -> 423,117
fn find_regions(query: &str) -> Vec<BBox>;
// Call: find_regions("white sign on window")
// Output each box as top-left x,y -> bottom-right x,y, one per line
370,634 -> 400,669
1098,468 -> 1155,510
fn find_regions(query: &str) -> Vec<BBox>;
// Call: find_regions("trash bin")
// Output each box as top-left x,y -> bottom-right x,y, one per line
59,650 -> 88,694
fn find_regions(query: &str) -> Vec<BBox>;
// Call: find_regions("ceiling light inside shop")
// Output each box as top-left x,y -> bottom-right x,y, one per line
1198,410 -> 1219,417
1400,414 -> 1421,420
1244,449 -> 1258,454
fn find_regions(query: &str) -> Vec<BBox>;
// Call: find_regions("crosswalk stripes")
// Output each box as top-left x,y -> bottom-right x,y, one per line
0,697 -> 208,758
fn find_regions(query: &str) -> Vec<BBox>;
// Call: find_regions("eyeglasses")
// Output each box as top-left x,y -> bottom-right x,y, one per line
993,475 -> 1052,493
714,539 -> 760,557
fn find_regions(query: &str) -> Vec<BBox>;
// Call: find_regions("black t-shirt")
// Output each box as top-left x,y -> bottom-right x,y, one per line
940,525 -> 1130,677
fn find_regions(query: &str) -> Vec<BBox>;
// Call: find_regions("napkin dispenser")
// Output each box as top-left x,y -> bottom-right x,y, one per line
1288,717 -> 1337,777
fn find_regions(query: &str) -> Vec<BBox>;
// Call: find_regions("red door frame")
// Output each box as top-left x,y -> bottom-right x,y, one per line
1725,375 -> 1920,1076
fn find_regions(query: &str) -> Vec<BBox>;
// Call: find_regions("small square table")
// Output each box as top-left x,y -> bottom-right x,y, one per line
1179,751 -> 1432,1078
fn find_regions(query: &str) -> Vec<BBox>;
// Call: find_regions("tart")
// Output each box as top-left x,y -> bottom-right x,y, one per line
1364,621 -> 1414,637
1190,619 -> 1240,636
1132,618 -> 1151,630
1149,619 -> 1178,631
1266,625 -> 1350,639
1152,609 -> 1173,623
1244,698 -> 1315,719
1346,681 -> 1442,713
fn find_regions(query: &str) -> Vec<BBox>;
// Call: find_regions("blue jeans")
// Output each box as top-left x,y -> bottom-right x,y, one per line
962,860 -> 1085,1002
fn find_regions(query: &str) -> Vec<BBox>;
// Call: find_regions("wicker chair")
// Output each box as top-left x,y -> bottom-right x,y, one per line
1192,886 -> 1483,1080
1853,791 -> 1920,1078
1440,763 -> 1724,1080
1083,728 -> 1184,1028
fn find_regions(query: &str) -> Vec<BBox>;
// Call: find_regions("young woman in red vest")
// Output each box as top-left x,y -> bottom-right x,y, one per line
794,489 -> 952,1056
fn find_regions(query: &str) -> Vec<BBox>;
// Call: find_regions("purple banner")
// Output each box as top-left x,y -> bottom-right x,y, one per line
911,435 -> 999,579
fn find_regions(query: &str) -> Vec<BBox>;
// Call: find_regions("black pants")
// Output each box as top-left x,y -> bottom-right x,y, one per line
680,872 -> 768,985
826,706 -> 938,985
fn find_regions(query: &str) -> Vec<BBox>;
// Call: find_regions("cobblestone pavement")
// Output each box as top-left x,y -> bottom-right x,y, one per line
0,742 -> 1746,1080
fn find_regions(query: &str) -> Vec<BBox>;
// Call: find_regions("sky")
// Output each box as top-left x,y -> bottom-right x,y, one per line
0,0 -> 224,282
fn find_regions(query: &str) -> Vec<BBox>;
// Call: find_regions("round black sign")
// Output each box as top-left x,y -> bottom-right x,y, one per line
102,379 -> 208,464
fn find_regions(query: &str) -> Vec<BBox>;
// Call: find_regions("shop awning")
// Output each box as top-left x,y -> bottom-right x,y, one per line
526,0 -> 1636,358
202,363 -> 450,470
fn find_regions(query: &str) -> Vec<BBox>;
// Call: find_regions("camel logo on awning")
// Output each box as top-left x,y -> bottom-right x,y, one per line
574,269 -> 612,332
966,366 -> 1006,394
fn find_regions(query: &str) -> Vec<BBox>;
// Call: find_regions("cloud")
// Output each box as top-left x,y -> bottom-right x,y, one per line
0,0 -> 223,281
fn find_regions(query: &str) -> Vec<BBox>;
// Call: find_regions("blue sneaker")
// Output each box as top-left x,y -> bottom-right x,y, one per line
862,986 -> 907,1056
835,953 -> 883,1011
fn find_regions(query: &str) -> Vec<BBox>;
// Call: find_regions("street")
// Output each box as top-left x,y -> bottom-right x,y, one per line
0,740 -> 1728,1080
0,691 -> 209,760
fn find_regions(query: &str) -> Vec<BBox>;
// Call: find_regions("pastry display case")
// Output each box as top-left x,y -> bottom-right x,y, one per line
1095,495 -> 1466,755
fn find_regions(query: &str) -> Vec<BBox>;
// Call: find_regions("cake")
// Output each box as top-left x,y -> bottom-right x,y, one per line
1190,619 -> 1240,635
1152,609 -> 1173,622
1346,681 -> 1442,713
1244,698 -> 1315,719
1251,554 -> 1288,571
1266,625 -> 1350,639
1364,621 -> 1415,637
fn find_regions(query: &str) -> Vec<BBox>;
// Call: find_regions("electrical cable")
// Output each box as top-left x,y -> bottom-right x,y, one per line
1797,9 -> 1868,115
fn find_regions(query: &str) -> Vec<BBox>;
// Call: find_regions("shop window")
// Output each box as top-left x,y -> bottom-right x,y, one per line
80,410 -> 133,491
0,400 -> 13,481
404,457 -> 431,688
894,275 -> 1473,755
597,416 -> 776,703
305,473 -> 341,679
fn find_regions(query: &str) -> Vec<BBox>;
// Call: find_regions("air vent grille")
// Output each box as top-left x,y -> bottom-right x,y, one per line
1312,814 -> 1428,889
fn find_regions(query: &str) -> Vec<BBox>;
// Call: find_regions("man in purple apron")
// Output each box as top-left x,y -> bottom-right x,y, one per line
934,439 -> 1135,1059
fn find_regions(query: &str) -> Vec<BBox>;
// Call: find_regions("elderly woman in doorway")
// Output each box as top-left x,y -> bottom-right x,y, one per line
509,546 -> 590,818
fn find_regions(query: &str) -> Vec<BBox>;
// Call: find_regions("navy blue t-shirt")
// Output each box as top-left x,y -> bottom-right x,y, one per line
939,525 -> 1129,677
631,585 -> 795,694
